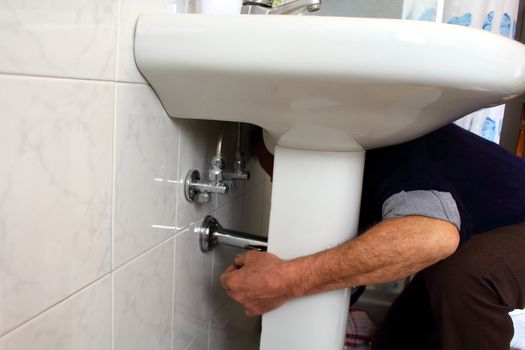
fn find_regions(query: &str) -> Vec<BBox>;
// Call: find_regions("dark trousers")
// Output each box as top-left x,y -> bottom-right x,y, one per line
372,221 -> 525,350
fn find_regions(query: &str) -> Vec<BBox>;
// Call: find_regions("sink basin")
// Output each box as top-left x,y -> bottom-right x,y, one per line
134,14 -> 525,350
135,14 -> 525,151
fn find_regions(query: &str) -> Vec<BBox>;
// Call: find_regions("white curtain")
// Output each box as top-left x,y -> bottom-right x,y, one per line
403,0 -> 520,144
402,0 -> 440,21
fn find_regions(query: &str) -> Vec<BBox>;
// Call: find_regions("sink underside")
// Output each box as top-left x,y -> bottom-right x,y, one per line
135,14 -> 525,151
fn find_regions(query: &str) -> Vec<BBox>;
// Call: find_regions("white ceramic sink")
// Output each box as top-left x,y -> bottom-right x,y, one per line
134,14 -> 525,350
135,14 -> 525,151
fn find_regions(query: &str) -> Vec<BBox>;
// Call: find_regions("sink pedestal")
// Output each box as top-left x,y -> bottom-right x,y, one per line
261,146 -> 365,350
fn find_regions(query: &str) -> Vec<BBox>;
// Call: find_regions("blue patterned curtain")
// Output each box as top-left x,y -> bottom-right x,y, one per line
403,0 -> 520,143
402,0 -> 440,21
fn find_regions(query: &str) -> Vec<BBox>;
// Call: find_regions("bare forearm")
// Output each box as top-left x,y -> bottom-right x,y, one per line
220,215 -> 459,316
286,216 -> 459,298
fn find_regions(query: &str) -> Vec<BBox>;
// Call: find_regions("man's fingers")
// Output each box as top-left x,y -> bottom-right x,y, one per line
224,265 -> 236,273
219,265 -> 237,288
234,253 -> 246,268
235,250 -> 264,268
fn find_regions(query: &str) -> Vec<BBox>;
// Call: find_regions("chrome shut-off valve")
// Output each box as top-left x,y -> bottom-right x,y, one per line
184,169 -> 229,203
184,124 -> 250,204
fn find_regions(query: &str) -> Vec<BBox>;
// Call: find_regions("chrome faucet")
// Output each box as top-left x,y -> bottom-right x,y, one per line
241,0 -> 322,15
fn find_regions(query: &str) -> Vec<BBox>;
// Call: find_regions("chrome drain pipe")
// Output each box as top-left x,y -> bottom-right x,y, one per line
196,215 -> 268,252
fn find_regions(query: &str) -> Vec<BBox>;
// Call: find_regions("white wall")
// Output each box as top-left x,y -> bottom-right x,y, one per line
0,0 -> 270,349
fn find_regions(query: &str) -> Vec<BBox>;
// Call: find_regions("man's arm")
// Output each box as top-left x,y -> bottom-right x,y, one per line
220,215 -> 459,316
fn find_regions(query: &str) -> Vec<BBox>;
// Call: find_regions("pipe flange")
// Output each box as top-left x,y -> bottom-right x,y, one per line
184,169 -> 200,202
197,215 -> 221,252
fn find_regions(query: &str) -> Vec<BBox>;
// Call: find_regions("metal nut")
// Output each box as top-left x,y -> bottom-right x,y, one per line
197,192 -> 211,203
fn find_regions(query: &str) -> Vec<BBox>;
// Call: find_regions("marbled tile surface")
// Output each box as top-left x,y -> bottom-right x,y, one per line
113,83 -> 179,267
213,122 -> 246,210
176,119 -> 223,229
209,300 -> 260,350
0,276 -> 111,350
113,238 -> 174,350
212,198 -> 245,314
0,75 -> 113,334
185,323 -> 210,350
0,0 -> 118,80
172,225 -> 213,350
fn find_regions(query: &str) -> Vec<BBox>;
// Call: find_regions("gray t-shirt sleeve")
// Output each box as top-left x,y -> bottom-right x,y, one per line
382,190 -> 461,230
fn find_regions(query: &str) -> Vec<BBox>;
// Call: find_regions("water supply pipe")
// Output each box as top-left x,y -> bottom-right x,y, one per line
196,215 -> 268,252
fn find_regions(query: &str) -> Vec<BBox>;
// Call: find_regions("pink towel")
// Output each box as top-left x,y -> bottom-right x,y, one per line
344,308 -> 376,349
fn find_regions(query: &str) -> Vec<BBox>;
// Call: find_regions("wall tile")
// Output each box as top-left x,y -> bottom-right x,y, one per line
113,83 -> 179,267
117,0 -> 188,83
244,155 -> 268,192
173,225 -> 213,350
214,122 -> 246,210
211,197 -> 245,314
240,182 -> 266,236
0,0 -> 117,80
184,323 -> 209,350
113,238 -> 174,350
209,301 -> 260,350
176,119 -> 223,229
0,75 -> 113,334
0,276 -> 111,350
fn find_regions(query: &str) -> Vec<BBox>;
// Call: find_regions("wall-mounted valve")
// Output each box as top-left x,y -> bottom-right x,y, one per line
196,215 -> 268,252
184,124 -> 250,203
184,169 -> 229,203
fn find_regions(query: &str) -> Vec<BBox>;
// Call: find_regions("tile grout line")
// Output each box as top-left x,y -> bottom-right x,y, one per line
110,1 -> 122,348
112,224 -> 190,273
110,270 -> 115,350
206,320 -> 212,350
171,90 -> 185,350
0,273 -> 112,339
0,71 -> 146,85
110,56 -> 120,350
171,236 -> 177,350
1,224 -> 191,340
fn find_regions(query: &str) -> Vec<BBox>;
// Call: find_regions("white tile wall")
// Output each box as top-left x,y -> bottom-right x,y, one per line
173,225 -> 213,349
113,83 -> 179,267
185,324 -> 210,350
0,0 -> 118,80
176,119 -> 222,229
0,276 -> 111,350
0,74 -> 113,335
212,198 -> 245,313
209,301 -> 260,350
0,0 -> 268,349
113,238 -> 174,350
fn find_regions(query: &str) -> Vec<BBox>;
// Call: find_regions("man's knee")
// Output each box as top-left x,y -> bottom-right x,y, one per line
424,222 -> 525,309
423,248 -> 485,302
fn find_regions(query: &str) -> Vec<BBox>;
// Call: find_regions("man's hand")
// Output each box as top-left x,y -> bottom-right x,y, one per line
219,251 -> 297,317
219,216 -> 459,318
